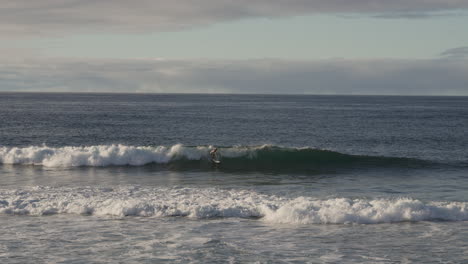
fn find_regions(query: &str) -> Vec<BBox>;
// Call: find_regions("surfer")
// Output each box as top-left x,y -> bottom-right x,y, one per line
210,147 -> 218,159
210,147 -> 220,163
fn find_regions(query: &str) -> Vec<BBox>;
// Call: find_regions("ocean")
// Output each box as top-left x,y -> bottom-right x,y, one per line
0,93 -> 467,263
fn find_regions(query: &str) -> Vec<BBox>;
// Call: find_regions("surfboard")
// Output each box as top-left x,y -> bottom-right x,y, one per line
210,149 -> 220,164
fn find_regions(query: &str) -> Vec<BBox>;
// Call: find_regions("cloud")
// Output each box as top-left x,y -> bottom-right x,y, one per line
1,58 -> 467,95
440,46 -> 468,58
1,0 -> 468,35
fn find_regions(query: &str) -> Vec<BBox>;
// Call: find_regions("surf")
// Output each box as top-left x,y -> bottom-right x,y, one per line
0,144 -> 434,172
1,186 -> 467,224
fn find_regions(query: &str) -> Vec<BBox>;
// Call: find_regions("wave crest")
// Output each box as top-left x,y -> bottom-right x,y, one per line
0,144 -> 203,167
0,144 -> 428,171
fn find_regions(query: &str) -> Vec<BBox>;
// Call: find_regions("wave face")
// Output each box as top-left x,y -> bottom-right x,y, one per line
0,144 -> 429,171
0,186 -> 466,224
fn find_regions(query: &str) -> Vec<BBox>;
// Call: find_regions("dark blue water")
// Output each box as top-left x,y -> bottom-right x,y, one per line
2,93 -> 467,161
1,93 -> 467,263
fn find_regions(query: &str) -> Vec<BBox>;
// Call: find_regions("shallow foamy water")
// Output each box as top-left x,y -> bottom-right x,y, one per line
2,213 -> 467,263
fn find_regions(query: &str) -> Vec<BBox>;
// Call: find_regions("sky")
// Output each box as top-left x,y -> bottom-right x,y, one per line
1,0 -> 468,95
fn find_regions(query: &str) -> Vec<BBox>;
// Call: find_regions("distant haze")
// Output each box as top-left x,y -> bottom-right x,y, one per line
1,58 -> 467,95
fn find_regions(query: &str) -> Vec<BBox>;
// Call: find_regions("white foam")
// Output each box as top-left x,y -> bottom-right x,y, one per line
0,144 -> 268,167
0,186 -> 269,218
0,186 -> 466,224
261,197 -> 468,224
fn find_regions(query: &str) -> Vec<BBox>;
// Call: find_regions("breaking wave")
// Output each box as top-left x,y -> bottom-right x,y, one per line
0,144 -> 431,172
0,186 -> 466,224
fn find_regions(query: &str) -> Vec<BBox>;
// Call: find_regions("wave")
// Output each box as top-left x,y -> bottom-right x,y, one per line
0,144 -> 432,172
0,186 -> 466,224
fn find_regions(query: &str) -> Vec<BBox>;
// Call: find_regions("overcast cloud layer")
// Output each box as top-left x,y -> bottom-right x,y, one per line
441,46 -> 468,58
2,0 -> 468,34
1,58 -> 467,95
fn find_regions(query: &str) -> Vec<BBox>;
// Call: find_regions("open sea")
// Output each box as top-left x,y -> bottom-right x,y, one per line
0,93 -> 467,263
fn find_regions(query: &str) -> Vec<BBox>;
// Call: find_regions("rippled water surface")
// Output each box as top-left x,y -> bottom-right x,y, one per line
1,93 -> 467,263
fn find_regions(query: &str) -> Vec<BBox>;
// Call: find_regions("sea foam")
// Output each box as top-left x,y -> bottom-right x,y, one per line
0,144 -> 216,167
0,186 -> 466,224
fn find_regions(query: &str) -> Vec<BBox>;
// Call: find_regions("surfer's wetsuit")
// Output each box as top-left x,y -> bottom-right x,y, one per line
210,148 -> 218,161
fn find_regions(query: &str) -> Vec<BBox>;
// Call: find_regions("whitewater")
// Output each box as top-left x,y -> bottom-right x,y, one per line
0,144 -> 209,167
1,186 -> 467,224
0,144 -> 291,167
